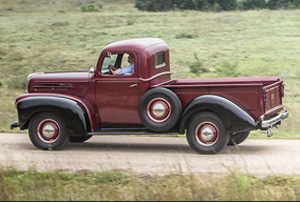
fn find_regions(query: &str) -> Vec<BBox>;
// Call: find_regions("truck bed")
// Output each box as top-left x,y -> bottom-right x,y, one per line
165,77 -> 283,121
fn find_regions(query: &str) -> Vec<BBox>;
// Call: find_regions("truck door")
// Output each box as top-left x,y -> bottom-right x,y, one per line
95,52 -> 141,125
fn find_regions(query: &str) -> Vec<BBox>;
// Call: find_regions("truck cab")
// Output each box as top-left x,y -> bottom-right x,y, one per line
92,38 -> 171,125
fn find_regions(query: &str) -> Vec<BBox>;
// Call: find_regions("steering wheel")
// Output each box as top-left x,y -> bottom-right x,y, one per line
108,65 -> 116,75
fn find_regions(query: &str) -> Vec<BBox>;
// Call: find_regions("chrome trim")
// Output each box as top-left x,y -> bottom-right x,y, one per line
129,84 -> 137,88
33,85 -> 74,89
140,71 -> 171,82
260,110 -> 289,129
152,79 -> 175,87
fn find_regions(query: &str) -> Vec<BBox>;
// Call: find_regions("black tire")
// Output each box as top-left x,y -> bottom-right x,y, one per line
69,135 -> 93,143
138,88 -> 182,132
28,112 -> 69,150
186,112 -> 230,154
228,131 -> 250,146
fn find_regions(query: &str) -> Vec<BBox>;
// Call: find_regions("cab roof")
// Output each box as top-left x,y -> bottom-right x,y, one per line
102,38 -> 167,53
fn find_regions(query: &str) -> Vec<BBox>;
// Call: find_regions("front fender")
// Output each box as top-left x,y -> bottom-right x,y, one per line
16,96 -> 93,136
179,95 -> 257,134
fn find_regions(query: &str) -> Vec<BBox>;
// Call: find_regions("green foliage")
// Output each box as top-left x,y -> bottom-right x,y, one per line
211,3 -> 222,12
216,60 -> 240,77
126,19 -> 135,26
188,53 -> 209,75
239,0 -> 267,10
81,4 -> 99,12
7,76 -> 26,90
135,0 -> 174,11
217,0 -> 238,11
135,0 -> 300,11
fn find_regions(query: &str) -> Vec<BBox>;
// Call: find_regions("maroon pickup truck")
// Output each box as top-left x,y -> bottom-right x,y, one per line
10,38 -> 289,154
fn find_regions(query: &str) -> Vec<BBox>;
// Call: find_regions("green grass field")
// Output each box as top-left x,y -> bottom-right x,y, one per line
1,1 -> 300,200
0,167 -> 300,201
0,0 -> 299,140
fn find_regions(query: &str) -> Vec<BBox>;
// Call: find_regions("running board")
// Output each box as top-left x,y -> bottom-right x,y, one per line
88,128 -> 178,136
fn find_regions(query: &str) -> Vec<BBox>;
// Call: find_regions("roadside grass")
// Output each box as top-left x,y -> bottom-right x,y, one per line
0,0 -> 299,138
0,166 -> 300,201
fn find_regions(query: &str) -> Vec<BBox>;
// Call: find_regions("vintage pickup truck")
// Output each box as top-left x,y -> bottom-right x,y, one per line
10,38 -> 289,154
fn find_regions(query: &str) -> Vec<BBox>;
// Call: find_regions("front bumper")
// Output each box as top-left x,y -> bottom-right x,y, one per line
260,110 -> 289,129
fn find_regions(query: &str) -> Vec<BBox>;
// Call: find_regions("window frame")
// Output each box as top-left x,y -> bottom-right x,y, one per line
155,52 -> 166,69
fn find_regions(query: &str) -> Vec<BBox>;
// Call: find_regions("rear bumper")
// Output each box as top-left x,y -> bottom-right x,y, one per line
260,110 -> 289,129
10,122 -> 20,130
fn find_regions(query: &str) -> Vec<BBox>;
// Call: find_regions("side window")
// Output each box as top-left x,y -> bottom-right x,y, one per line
101,53 -> 118,75
155,52 -> 165,68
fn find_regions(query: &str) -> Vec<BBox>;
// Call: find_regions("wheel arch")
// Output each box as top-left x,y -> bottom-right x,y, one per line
179,95 -> 257,134
16,96 -> 96,136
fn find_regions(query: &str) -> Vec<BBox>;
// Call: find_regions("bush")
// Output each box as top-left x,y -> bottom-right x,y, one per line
216,0 -> 238,11
188,53 -> 209,76
239,0 -> 267,10
266,0 -> 300,9
7,76 -> 26,90
135,0 -> 174,11
216,60 -> 240,77
81,4 -> 99,12
175,31 -> 197,39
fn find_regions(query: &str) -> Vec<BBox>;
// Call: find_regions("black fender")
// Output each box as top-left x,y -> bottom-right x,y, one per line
16,96 -> 91,136
179,95 -> 257,134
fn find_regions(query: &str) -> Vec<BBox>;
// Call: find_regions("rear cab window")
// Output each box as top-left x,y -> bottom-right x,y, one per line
155,52 -> 165,68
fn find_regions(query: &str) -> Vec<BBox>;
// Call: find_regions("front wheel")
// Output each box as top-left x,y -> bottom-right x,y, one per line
186,112 -> 229,154
28,112 -> 69,150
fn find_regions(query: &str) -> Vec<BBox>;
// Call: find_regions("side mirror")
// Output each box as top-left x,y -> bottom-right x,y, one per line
89,67 -> 95,74
107,51 -> 111,59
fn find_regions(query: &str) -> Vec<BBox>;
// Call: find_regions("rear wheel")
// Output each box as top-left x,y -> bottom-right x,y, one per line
186,112 -> 229,154
228,131 -> 250,146
28,112 -> 69,150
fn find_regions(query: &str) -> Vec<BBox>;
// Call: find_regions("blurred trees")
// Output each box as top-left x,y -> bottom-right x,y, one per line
135,0 -> 300,11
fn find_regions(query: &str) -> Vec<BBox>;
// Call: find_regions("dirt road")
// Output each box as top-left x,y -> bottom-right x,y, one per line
0,133 -> 299,176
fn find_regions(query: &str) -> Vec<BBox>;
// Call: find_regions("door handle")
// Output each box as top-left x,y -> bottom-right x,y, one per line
130,84 -> 137,88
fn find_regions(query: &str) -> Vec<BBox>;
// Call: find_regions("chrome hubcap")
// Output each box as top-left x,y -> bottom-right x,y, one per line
195,122 -> 219,146
200,127 -> 215,142
37,119 -> 60,143
42,124 -> 56,139
147,98 -> 171,123
152,102 -> 167,117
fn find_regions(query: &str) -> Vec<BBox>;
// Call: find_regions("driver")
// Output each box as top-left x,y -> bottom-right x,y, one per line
109,54 -> 134,75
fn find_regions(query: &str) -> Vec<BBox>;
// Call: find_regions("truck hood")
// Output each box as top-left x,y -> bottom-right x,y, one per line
27,71 -> 92,97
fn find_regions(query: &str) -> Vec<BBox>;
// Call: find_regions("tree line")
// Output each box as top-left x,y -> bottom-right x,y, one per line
135,0 -> 300,12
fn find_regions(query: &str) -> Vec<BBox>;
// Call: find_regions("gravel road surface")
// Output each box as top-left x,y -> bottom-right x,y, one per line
0,133 -> 299,176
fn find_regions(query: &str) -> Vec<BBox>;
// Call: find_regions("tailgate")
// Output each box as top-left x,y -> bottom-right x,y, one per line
263,80 -> 284,117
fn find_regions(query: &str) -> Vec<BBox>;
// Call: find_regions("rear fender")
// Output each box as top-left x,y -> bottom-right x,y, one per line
179,95 -> 257,134
16,95 -> 96,136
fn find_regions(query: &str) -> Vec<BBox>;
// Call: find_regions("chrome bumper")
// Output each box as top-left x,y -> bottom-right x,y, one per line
260,110 -> 289,129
